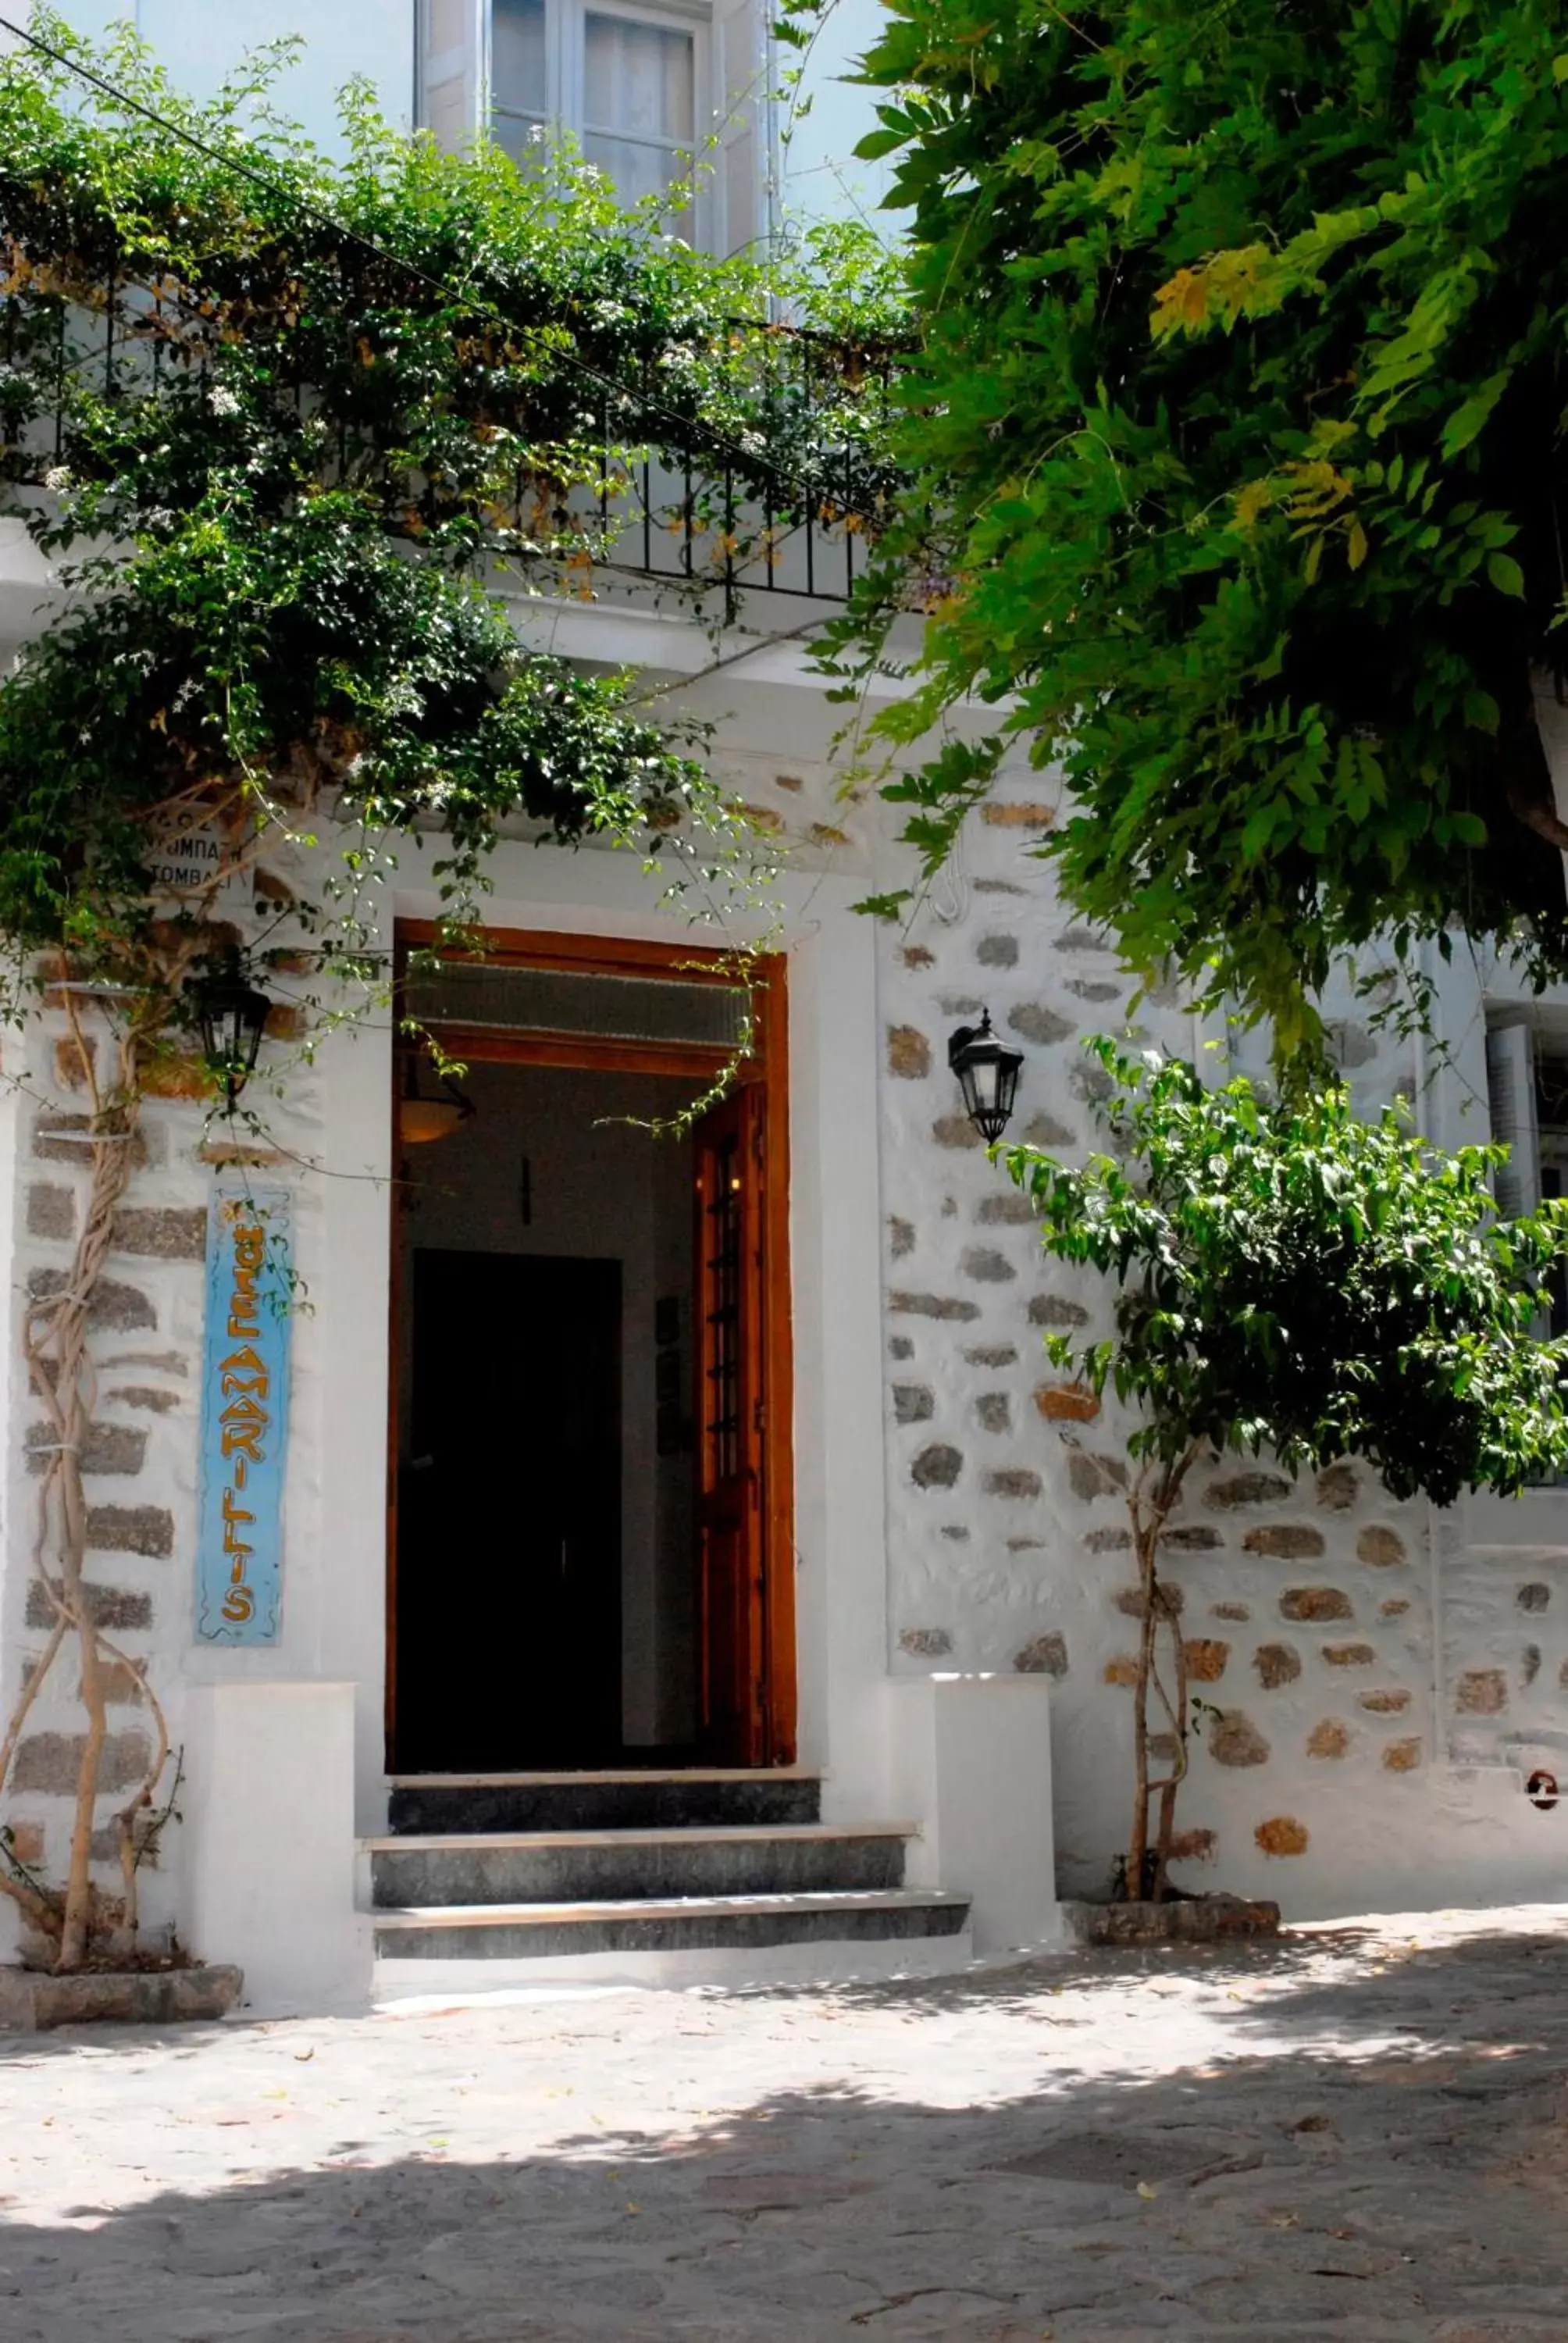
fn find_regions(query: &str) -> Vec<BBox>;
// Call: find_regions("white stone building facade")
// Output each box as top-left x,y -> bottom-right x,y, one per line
0,0 -> 1564,2009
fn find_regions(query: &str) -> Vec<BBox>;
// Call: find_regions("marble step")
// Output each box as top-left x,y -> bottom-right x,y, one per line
368,1822 -> 913,1909
371,1886 -> 971,1962
387,1767 -> 821,1838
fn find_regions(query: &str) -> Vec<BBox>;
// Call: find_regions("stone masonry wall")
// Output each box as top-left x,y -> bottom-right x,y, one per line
875,778 -> 1568,1915
0,998 -> 324,1963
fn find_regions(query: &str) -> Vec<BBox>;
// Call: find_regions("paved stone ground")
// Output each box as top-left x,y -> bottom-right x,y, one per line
5,1906 -> 1568,2341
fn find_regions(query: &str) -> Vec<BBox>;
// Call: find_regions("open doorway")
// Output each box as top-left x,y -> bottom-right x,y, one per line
387,930 -> 794,1775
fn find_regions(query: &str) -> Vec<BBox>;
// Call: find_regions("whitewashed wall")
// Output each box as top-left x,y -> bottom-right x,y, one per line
874,774 -> 1568,1919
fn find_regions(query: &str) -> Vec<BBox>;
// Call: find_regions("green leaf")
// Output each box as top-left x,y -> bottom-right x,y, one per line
1487,553 -> 1527,597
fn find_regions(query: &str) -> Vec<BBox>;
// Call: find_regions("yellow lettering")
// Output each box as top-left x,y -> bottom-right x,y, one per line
221,1423 -> 264,1462
221,1585 -> 255,1624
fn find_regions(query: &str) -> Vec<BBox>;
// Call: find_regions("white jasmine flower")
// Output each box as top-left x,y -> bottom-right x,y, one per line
42,465 -> 72,493
208,384 -> 242,417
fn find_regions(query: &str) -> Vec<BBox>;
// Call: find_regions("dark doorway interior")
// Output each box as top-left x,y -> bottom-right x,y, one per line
396,1250 -> 622,1772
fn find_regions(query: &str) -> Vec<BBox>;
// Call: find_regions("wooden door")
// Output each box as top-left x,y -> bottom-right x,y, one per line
396,1251 -> 622,1771
695,1086 -> 769,1764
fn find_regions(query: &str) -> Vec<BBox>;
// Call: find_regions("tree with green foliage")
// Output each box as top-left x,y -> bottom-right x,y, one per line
0,14 -> 895,1970
1003,1040 -> 1568,1900
791,0 -> 1568,1051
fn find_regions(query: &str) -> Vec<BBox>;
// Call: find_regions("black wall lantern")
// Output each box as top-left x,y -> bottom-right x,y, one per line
189,953 -> 273,1111
949,1009 -> 1024,1143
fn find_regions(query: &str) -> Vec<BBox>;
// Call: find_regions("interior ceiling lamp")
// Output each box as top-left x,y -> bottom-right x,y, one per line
949,1009 -> 1024,1144
189,952 -> 273,1111
399,1050 -> 476,1145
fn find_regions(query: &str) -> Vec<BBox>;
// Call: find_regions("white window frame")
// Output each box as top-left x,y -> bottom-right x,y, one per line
487,0 -> 718,246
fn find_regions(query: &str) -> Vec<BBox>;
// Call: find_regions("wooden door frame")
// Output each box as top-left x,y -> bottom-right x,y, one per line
385,922 -> 796,1769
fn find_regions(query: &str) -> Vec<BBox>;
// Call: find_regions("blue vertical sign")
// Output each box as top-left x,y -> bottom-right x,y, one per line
195,1188 -> 293,1644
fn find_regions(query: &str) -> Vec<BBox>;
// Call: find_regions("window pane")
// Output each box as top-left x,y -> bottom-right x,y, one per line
493,0 -> 547,115
584,13 -> 694,144
584,130 -> 693,208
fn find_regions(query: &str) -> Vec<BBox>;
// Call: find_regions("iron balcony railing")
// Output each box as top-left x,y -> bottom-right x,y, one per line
0,237 -> 901,612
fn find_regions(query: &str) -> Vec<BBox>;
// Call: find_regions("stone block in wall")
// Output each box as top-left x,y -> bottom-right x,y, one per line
1307,1719 -> 1350,1758
961,1247 -> 1016,1282
89,1820 -> 159,1868
1279,1587 -> 1353,1622
899,1628 -> 953,1657
1114,1582 -> 1185,1617
911,1444 -> 963,1490
1161,1526 -> 1223,1552
976,1193 -> 1039,1225
1242,1525 -> 1326,1560
1315,1464 -> 1358,1510
1034,1382 -> 1099,1424
1053,925 -> 1114,953
1019,1111 -> 1077,1147
1358,1689 -> 1412,1713
106,1385 -> 180,1414
981,801 -> 1057,829
138,1051 -> 213,1100
1523,1643 -> 1542,1686
889,1336 -> 914,1361
1103,1656 -> 1139,1686
1067,978 -> 1122,1004
1068,1451 -> 1128,1500
13,1729 -> 150,1795
1456,1668 -> 1507,1715
85,1504 -> 173,1559
1086,1526 -> 1132,1553
1517,1583 -> 1552,1613
1255,1817 -> 1310,1857
889,1216 -> 915,1258
32,1111 -> 158,1169
111,1207 -> 207,1261
900,945 -> 935,970
1014,1632 -> 1067,1678
1323,1642 -> 1377,1667
1206,1711 -> 1270,1767
53,1034 -> 94,1093
1383,1738 -> 1424,1771
887,1025 -> 931,1079
80,1658 -> 145,1706
975,1393 -> 1011,1433
27,1268 -> 154,1333
890,1292 -> 981,1322
965,1343 -> 1017,1367
976,935 -> 1018,967
26,1183 -> 75,1240
932,1113 -> 983,1150
1007,1004 -> 1075,1047
1206,1471 -> 1292,1510
27,1580 -> 151,1632
1253,1642 -> 1301,1690
1167,1828 -> 1217,1864
893,1385 -> 934,1426
1357,1527 -> 1406,1566
1184,1639 -> 1230,1682
984,1468 -> 1042,1500
1381,1598 -> 1411,1619
26,1422 -> 146,1477
1028,1293 -> 1089,1328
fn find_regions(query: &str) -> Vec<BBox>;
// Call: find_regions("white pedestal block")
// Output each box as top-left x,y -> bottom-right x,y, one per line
182,1681 -> 370,2014
892,1675 -> 1061,1956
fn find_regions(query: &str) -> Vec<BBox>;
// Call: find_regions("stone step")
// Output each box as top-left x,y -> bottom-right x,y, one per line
367,1822 -> 914,1909
387,1767 -> 821,1838
371,1887 -> 971,1962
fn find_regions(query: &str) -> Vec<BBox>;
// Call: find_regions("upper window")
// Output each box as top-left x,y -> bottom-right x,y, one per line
419,0 -> 764,255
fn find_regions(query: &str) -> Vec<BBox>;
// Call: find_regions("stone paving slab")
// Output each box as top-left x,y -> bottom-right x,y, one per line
3,1905 -> 1568,2339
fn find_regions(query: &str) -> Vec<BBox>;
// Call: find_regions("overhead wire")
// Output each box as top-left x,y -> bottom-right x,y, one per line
0,9 -> 883,522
